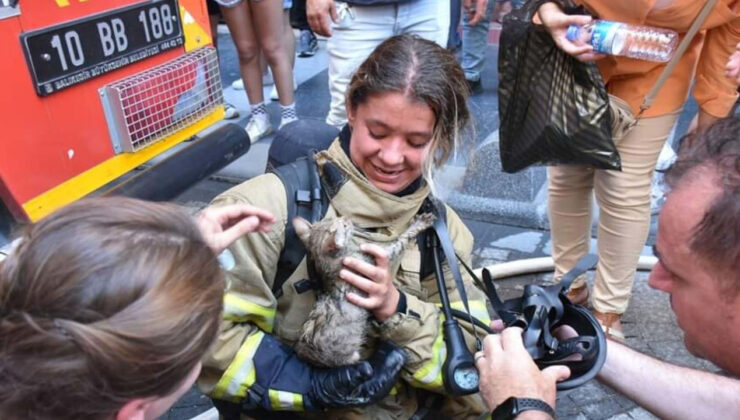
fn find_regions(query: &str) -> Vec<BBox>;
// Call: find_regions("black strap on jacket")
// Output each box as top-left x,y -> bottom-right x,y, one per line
418,197 -> 481,346
269,152 -> 329,298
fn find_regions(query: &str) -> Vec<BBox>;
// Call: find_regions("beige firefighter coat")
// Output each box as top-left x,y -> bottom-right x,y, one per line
199,140 -> 490,419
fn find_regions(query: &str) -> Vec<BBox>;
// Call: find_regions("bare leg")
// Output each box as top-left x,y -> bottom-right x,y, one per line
209,13 -> 219,50
267,10 -> 295,101
220,3 -> 263,105
212,6 -> 240,120
252,0 -> 295,105
257,7 -> 295,82
283,10 -> 296,70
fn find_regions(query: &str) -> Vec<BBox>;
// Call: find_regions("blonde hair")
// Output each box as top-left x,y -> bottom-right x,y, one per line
0,197 -> 224,420
346,34 -> 472,191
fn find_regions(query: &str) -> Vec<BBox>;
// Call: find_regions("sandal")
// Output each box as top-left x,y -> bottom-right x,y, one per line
593,310 -> 626,343
566,284 -> 589,306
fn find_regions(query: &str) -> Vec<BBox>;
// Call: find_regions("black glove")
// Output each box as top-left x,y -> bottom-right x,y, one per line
240,334 -> 406,411
309,340 -> 407,408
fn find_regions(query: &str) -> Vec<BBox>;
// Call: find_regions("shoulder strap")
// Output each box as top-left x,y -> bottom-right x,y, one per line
429,202 -> 475,323
639,0 -> 718,115
417,198 -> 446,280
420,197 -> 480,343
270,153 -> 329,297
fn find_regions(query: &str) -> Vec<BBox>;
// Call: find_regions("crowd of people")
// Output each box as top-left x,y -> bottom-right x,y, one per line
1,1 -> 739,419
212,0 -> 490,137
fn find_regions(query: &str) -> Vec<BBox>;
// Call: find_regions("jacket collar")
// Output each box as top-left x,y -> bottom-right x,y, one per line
315,139 -> 429,239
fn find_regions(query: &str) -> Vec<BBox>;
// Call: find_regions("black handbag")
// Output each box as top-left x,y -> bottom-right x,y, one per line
497,0 -> 620,173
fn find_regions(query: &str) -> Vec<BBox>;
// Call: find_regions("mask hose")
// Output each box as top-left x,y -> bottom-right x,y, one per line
428,231 -> 480,396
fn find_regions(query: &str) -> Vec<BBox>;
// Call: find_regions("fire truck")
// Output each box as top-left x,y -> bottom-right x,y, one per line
0,0 -> 248,245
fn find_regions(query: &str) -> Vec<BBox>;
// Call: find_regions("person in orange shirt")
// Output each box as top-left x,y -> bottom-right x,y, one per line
536,0 -> 739,341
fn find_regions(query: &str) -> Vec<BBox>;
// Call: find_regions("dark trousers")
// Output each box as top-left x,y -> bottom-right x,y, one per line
448,0 -> 462,50
290,0 -> 310,30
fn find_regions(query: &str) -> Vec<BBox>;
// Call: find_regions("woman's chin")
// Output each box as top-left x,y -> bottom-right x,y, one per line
366,169 -> 417,194
370,178 -> 410,194
369,182 -> 393,194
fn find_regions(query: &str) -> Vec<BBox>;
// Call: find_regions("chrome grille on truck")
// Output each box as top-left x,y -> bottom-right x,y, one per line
99,47 -> 223,153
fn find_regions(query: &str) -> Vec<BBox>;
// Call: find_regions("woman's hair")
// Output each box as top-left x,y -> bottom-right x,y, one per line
346,34 -> 472,187
0,197 -> 224,420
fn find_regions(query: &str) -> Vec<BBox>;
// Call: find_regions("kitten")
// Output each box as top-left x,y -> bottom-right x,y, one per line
292,213 -> 435,368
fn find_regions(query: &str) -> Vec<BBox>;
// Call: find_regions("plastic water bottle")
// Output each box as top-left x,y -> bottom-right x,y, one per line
566,20 -> 678,62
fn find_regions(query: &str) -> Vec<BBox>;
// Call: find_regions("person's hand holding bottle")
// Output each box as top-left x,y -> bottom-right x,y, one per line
535,2 -> 605,62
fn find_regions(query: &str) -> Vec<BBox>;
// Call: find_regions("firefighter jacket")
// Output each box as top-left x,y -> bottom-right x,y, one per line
198,138 -> 490,419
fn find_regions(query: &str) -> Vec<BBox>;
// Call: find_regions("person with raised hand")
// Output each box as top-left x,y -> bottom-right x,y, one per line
0,197 -> 273,420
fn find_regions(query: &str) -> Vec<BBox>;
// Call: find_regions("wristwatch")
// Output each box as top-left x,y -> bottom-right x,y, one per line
491,397 -> 556,420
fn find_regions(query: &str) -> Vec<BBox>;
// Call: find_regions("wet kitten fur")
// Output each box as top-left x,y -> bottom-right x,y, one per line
292,213 -> 435,368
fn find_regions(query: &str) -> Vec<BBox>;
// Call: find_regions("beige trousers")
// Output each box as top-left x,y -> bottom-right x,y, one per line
547,110 -> 680,314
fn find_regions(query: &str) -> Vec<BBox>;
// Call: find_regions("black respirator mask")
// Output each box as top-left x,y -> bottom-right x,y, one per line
480,254 -> 607,390
425,205 -> 606,395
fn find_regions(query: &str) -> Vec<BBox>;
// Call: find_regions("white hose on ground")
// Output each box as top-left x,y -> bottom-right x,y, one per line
473,255 -> 658,280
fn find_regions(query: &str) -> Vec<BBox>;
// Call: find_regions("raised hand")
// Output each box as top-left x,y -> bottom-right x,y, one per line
196,204 -> 275,254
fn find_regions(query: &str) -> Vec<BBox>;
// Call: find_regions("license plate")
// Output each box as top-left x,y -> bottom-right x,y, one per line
21,0 -> 184,97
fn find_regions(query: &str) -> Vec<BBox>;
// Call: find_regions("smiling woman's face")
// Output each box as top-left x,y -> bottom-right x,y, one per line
347,92 -> 436,194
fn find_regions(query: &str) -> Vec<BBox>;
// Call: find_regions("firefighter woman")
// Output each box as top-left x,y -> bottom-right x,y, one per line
199,34 -> 491,419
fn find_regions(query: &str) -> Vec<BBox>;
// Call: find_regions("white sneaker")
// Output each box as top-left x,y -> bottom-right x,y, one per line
270,78 -> 298,101
650,143 -> 676,214
223,103 -> 239,120
245,115 -> 273,144
650,173 -> 666,214
279,117 -> 298,129
232,72 -> 274,90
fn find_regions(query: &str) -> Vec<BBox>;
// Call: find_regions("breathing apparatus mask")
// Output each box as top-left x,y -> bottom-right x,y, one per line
478,254 -> 607,390
423,200 -> 606,395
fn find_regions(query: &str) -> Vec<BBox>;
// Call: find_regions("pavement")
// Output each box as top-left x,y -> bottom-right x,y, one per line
153,24 -> 725,420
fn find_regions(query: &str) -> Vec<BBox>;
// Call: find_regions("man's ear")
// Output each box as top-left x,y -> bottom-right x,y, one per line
116,399 -> 149,420
293,217 -> 313,245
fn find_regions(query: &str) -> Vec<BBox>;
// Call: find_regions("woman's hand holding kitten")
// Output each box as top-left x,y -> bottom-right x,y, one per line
341,244 -> 400,323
